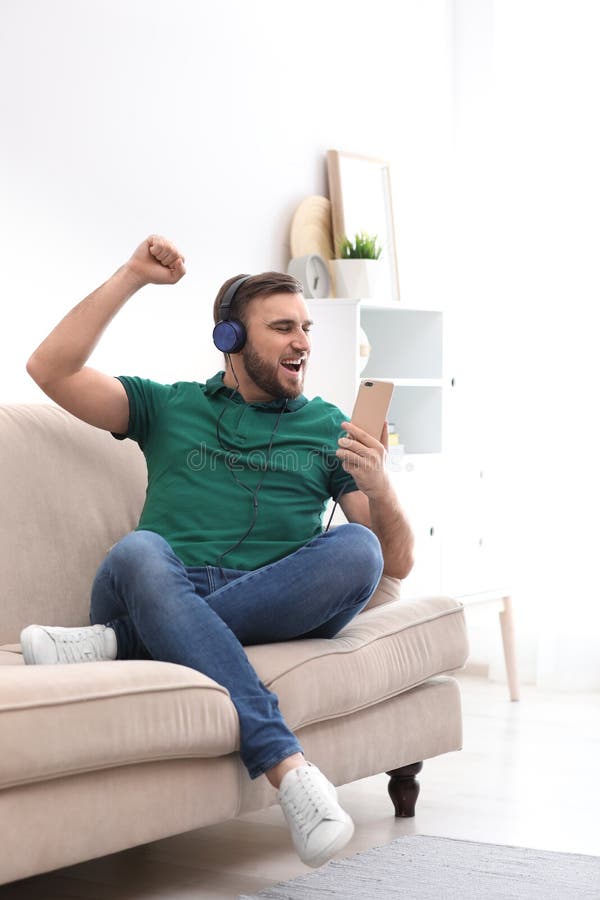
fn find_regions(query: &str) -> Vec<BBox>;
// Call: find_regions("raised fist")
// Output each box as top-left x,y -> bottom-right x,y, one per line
126,235 -> 186,286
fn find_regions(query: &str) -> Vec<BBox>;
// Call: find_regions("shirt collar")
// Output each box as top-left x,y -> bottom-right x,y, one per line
204,371 -> 307,411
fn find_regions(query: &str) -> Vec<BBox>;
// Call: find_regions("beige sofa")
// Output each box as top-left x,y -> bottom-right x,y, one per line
0,403 -> 469,885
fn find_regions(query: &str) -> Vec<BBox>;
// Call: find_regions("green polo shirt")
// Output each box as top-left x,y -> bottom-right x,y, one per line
112,371 -> 358,570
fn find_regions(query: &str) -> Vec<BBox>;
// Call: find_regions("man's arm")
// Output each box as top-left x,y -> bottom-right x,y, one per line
26,235 -> 185,433
337,421 -> 415,580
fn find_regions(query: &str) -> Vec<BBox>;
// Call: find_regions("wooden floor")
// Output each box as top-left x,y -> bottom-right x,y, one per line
2,674 -> 599,899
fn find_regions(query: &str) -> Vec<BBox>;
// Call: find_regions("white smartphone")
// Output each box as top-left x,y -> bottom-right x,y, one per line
350,379 -> 395,440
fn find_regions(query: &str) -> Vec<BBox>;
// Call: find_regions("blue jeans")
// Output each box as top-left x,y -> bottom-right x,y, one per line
90,524 -> 383,780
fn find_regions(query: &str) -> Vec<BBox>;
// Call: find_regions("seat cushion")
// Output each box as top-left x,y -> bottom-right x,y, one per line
0,646 -> 22,665
246,595 -> 467,731
0,595 -> 467,790
0,660 -> 239,791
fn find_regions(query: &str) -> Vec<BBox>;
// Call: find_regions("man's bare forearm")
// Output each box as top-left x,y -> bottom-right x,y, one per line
26,235 -> 186,387
26,265 -> 144,386
368,483 -> 415,580
336,420 -> 415,580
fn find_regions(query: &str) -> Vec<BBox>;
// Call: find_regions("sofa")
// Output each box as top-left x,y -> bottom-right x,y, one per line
0,403 -> 469,885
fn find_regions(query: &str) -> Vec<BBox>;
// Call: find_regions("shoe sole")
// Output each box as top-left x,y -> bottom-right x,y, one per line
304,813 -> 355,868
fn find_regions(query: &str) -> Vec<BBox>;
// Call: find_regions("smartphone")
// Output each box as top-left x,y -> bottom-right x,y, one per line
350,379 -> 395,439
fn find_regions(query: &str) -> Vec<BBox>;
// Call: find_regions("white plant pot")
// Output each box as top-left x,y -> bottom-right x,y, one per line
332,259 -> 383,299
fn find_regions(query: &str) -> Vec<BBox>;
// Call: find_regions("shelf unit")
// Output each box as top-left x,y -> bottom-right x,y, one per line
304,298 -> 516,694
304,299 -> 443,456
305,298 -> 445,596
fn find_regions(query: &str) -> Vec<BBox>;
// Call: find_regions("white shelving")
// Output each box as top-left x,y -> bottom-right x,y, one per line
305,296 -> 504,605
305,299 -> 443,456
360,307 -> 443,380
305,298 -> 445,596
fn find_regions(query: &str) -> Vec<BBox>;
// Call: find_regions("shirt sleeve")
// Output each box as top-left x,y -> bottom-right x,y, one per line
111,376 -> 171,449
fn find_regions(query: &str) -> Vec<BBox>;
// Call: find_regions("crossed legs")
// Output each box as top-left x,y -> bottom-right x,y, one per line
89,524 -> 384,781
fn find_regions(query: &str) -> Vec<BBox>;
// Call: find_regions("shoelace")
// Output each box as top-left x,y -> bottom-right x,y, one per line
282,771 -> 337,837
53,630 -> 106,664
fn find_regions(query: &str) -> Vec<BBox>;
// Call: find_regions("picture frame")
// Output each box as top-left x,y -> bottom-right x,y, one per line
327,149 -> 400,302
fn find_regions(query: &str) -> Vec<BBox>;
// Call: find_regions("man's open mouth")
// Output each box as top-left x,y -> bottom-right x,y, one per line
280,359 -> 304,373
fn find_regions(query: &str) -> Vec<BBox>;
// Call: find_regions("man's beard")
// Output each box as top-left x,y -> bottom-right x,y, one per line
241,341 -> 304,400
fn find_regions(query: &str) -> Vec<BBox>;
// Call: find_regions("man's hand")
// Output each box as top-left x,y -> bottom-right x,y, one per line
337,421 -> 415,578
125,235 -> 186,288
336,420 -> 391,499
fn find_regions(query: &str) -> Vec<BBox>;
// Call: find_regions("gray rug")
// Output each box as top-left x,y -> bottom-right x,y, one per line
238,834 -> 600,899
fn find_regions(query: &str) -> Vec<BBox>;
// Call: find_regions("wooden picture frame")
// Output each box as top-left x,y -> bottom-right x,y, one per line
327,149 -> 400,302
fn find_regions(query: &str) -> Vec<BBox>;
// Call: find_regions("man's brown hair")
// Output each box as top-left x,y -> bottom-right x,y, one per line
212,272 -> 303,327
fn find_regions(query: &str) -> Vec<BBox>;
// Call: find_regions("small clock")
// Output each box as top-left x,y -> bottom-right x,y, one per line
287,254 -> 331,299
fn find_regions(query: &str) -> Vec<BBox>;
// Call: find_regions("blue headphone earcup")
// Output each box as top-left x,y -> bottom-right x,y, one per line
212,319 -> 247,353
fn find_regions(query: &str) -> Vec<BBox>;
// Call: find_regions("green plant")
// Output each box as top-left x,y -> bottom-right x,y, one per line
337,231 -> 383,260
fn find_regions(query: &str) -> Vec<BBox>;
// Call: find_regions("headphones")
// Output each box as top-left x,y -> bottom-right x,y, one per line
212,275 -> 252,353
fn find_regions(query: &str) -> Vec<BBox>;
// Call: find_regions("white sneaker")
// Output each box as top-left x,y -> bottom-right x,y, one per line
277,762 -> 354,868
20,624 -> 118,665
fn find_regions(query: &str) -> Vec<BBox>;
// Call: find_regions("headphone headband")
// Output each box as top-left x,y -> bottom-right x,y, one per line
218,275 -> 252,322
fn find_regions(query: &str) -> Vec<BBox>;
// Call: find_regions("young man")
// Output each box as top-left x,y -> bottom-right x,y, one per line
21,236 -> 414,868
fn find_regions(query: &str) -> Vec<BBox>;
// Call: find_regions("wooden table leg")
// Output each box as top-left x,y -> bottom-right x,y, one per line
499,595 -> 520,701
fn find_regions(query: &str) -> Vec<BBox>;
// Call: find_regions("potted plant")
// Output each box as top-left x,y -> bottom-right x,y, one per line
332,231 -> 384,299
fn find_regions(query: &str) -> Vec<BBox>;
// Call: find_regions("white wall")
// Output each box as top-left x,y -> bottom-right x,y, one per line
443,0 -> 600,689
1,0 -> 452,402
493,2 -> 600,689
460,0 -> 600,688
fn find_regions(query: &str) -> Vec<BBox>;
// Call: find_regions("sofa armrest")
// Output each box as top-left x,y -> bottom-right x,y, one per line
362,573 -> 403,612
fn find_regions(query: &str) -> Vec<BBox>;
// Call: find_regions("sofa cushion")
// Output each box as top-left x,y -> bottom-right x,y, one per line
0,595 -> 466,790
0,404 -> 147,645
0,646 -> 22,665
246,595 -> 467,732
0,660 -> 239,791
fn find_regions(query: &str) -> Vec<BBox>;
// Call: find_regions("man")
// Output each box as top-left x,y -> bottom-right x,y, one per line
21,235 -> 414,868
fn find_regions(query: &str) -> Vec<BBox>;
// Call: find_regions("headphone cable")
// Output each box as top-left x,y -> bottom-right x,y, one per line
215,354 -> 288,568
324,482 -> 349,533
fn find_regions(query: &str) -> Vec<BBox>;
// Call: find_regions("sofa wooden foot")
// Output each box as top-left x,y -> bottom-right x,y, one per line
386,761 -> 423,817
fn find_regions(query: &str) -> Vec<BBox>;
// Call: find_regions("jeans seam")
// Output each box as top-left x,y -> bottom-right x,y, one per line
206,565 -> 215,593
